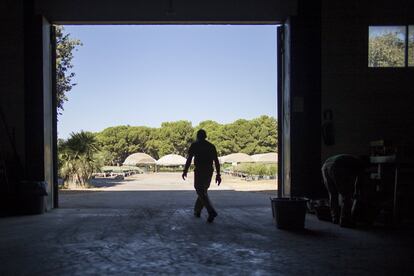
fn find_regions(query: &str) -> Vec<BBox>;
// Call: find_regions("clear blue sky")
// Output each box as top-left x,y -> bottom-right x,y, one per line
369,26 -> 406,39
58,25 -> 277,139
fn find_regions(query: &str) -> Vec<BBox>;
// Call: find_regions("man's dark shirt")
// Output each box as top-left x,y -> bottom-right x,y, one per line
188,140 -> 218,171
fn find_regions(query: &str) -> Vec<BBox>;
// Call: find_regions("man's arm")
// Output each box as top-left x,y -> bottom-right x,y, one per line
213,147 -> 221,185
182,145 -> 194,180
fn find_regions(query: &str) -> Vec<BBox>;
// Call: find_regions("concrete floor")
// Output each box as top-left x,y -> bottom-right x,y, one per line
1,189 -> 414,275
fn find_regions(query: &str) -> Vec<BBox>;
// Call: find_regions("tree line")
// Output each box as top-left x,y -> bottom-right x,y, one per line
92,115 -> 277,165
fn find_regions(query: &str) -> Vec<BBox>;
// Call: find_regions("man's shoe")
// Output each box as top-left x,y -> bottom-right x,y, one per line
207,212 -> 218,223
194,212 -> 201,218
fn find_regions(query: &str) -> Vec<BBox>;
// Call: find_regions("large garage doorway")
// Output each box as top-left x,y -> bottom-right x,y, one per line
30,1 -> 294,210
53,24 -> 282,210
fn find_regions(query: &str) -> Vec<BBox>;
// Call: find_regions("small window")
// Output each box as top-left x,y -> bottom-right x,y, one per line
368,26 -> 406,67
409,25 -> 414,67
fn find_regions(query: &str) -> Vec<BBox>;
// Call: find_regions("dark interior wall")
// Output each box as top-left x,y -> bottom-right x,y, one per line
0,0 -> 49,199
321,0 -> 414,160
0,0 -> 25,184
35,0 -> 297,23
288,0 -> 324,197
23,5 -> 47,182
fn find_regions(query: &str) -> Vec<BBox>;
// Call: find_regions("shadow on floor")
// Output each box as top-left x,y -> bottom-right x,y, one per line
1,204 -> 413,275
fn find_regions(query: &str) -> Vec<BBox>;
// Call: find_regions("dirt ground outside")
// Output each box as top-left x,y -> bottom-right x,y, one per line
66,172 -> 277,192
59,172 -> 277,209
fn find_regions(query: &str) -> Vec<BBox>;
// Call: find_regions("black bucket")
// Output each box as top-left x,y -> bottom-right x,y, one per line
270,197 -> 308,230
17,181 -> 48,215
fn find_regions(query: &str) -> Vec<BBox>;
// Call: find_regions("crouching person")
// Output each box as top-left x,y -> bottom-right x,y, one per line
322,154 -> 365,227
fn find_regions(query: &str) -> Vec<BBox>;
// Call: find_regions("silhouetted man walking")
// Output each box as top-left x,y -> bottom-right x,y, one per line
182,129 -> 221,223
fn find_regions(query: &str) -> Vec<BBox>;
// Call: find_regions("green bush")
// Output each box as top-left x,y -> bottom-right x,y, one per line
267,165 -> 277,176
59,131 -> 100,187
233,163 -> 277,177
157,166 -> 183,172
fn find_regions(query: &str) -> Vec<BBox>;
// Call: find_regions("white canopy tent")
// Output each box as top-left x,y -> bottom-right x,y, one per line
220,153 -> 253,164
156,154 -> 187,166
123,153 -> 156,166
251,153 -> 278,163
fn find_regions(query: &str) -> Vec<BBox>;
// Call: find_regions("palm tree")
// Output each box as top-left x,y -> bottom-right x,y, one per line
59,131 -> 100,187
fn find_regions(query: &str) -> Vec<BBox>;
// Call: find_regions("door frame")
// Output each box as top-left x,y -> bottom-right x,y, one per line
40,21 -> 289,208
